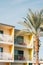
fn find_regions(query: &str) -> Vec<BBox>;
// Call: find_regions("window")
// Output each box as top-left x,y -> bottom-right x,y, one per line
0,47 -> 3,52
14,50 -> 23,56
0,30 -> 3,34
14,36 -> 24,44
14,50 -> 18,60
14,50 -> 24,60
14,38 -> 17,44
17,36 -> 24,43
14,50 -> 18,55
29,63 -> 32,65
18,50 -> 24,56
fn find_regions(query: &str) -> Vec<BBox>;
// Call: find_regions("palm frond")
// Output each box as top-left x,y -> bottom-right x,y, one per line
23,17 -> 33,29
26,14 -> 35,28
18,9 -> 43,33
18,21 -> 33,32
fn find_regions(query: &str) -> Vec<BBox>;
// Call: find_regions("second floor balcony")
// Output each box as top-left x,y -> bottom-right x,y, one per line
0,34 -> 13,45
14,50 -> 32,62
14,55 -> 32,61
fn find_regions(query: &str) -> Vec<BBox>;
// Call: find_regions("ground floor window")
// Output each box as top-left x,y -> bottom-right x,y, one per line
29,63 -> 32,65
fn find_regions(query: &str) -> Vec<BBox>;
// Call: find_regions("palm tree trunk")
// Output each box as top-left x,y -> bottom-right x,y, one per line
34,35 -> 39,65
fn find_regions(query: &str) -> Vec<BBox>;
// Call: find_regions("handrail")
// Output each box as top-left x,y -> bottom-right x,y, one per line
0,52 -> 13,60
0,34 -> 13,42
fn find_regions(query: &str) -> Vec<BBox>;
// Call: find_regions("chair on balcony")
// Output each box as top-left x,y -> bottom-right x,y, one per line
18,42 -> 27,46
18,56 -> 25,60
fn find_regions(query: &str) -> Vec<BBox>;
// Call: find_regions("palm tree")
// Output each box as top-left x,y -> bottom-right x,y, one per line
18,9 -> 43,65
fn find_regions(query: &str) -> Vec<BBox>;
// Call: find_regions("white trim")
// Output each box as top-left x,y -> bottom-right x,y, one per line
14,60 -> 33,63
0,41 -> 13,45
0,60 -> 14,62
14,44 -> 33,49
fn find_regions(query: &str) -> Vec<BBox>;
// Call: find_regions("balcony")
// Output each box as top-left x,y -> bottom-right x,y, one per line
14,42 -> 33,48
0,34 -> 13,45
0,52 -> 13,61
14,36 -> 33,48
14,55 -> 32,63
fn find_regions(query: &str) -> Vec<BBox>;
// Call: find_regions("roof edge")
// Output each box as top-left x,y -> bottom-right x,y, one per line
0,23 -> 15,28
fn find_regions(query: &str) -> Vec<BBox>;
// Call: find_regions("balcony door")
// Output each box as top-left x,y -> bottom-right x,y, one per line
15,36 -> 24,44
18,50 -> 24,56
14,50 -> 24,60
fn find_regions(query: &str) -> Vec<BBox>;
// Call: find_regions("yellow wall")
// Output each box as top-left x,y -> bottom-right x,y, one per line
0,26 -> 14,36
0,44 -> 10,53
0,62 -> 10,65
24,63 -> 28,65
0,43 -> 14,60
29,49 -> 33,60
24,49 -> 29,60
24,34 -> 33,46
9,45 -> 14,60
0,27 -> 10,35
0,44 -> 14,54
24,49 -> 32,60
24,35 -> 30,45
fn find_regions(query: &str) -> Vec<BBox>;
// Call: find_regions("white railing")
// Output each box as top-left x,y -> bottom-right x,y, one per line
0,34 -> 13,43
14,54 -> 32,61
0,52 -> 13,60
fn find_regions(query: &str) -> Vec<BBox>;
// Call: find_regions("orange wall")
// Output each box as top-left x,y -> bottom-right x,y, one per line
0,44 -> 10,53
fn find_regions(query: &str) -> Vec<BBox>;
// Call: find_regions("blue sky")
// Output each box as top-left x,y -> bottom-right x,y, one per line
0,0 -> 43,29
0,0 -> 43,59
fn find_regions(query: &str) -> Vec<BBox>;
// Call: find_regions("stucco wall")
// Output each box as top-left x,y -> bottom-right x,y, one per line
0,44 -> 10,53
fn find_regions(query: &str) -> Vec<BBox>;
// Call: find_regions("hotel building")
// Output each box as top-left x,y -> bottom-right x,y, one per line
0,23 -> 43,65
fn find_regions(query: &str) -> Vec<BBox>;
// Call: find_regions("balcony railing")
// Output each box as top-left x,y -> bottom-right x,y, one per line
15,42 -> 33,48
14,55 -> 25,60
0,52 -> 13,60
14,55 -> 32,61
0,34 -> 13,43
18,42 -> 27,45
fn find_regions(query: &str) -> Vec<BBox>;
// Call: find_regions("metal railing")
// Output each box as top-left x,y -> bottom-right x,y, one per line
14,55 -> 32,61
14,55 -> 25,60
0,34 -> 13,43
0,52 -> 13,60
